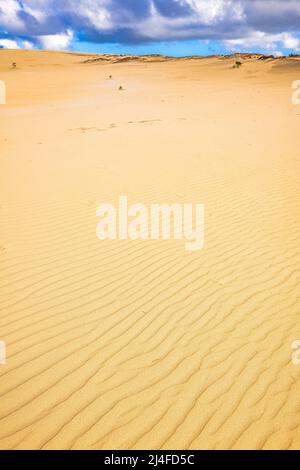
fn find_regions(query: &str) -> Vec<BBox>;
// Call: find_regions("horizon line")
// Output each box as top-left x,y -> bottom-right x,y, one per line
1,49 -> 300,60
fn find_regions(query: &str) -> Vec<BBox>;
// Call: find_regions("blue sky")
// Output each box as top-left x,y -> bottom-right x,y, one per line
72,39 -> 225,56
0,1 -> 300,56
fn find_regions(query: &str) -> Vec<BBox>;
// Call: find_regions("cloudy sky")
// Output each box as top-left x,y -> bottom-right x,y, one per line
0,0 -> 300,56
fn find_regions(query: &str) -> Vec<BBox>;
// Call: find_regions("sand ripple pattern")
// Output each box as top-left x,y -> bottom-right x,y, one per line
0,51 -> 300,449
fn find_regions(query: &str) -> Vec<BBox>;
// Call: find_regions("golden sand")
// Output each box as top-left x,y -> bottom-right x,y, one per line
0,50 -> 300,449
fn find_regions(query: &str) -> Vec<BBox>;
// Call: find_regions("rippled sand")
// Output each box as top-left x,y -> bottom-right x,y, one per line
0,50 -> 300,449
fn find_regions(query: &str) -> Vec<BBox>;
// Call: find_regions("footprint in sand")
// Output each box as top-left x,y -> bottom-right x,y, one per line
68,124 -> 116,133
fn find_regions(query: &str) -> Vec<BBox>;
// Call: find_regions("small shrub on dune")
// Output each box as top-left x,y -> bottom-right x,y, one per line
233,60 -> 242,69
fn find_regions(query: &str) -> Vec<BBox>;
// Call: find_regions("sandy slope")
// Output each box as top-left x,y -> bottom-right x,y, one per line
0,50 -> 300,450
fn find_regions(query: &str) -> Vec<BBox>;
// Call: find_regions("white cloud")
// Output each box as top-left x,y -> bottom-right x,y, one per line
23,5 -> 46,23
182,0 -> 245,25
77,0 -> 112,30
21,40 -> 34,49
281,32 -> 300,50
224,31 -> 300,55
134,0 -> 245,41
38,30 -> 74,50
0,0 -> 23,30
0,38 -> 19,48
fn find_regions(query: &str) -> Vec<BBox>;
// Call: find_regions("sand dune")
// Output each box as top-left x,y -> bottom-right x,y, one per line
0,50 -> 300,449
